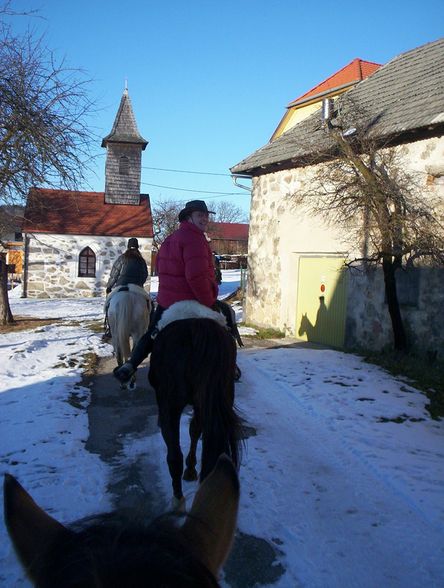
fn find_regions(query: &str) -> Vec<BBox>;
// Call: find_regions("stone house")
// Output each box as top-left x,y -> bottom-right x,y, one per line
208,222 -> 249,254
231,39 -> 444,357
21,89 -> 153,298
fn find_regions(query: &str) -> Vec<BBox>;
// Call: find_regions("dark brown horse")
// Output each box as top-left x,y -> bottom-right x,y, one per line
149,317 -> 242,508
4,455 -> 239,587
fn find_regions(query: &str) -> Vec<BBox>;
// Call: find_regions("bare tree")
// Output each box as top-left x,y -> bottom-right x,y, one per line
0,0 -> 38,18
151,199 -> 182,251
290,98 -> 444,351
212,200 -> 248,223
0,13 -> 97,324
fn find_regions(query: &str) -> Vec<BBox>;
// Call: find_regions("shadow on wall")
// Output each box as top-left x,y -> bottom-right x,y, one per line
298,296 -> 329,343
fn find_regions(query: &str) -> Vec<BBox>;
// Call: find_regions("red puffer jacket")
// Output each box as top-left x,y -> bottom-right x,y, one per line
156,221 -> 218,308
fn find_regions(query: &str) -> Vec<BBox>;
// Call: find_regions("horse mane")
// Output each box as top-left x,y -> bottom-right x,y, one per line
4,458 -> 241,588
37,512 -> 219,587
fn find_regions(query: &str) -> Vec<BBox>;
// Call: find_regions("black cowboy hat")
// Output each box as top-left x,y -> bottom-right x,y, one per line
127,237 -> 139,249
178,200 -> 215,222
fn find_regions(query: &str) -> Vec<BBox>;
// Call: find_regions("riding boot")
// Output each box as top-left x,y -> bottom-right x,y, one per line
102,323 -> 112,342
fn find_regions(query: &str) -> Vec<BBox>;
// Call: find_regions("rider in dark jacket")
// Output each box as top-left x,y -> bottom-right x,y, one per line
103,238 -> 148,339
106,237 -> 148,292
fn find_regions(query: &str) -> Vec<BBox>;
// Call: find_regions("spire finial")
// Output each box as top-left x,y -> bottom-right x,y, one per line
124,79 -> 128,94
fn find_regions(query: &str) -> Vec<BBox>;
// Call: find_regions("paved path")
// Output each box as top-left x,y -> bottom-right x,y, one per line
85,349 -> 288,587
84,356 -> 167,520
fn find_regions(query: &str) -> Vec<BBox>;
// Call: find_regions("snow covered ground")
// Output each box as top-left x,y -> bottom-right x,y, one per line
1,271 -> 443,586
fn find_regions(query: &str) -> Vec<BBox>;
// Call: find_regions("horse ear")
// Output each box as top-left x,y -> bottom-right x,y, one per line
181,455 -> 239,576
3,474 -> 71,582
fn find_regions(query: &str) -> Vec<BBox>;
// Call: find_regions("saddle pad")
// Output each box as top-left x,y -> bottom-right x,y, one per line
156,300 -> 227,332
104,284 -> 151,310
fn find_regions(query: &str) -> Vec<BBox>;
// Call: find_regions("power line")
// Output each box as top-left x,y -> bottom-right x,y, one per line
141,181 -> 244,196
142,165 -> 233,177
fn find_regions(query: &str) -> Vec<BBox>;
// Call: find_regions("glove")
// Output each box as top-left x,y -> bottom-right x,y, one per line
113,362 -> 135,384
106,287 -> 111,294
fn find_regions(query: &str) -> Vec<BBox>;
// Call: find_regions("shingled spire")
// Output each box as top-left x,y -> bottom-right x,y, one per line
102,88 -> 148,205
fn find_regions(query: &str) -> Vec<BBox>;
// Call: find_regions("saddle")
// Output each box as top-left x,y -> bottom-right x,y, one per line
156,300 -> 227,333
155,300 -> 243,349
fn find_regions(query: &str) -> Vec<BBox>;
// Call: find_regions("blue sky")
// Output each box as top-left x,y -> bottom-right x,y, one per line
6,0 -> 444,216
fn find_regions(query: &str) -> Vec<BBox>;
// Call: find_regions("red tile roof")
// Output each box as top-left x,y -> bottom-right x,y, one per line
208,222 -> 249,240
288,58 -> 381,107
23,189 -> 153,237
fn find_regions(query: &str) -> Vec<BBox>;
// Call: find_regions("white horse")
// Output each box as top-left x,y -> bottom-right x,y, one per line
107,285 -> 151,389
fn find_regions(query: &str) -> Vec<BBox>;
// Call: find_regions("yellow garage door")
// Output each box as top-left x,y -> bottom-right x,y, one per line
296,256 -> 348,348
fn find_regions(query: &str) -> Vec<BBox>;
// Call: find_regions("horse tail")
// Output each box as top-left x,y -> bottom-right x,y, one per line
192,319 -> 242,481
116,294 -> 132,361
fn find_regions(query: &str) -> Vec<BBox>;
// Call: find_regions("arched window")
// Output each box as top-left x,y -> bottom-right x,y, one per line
119,155 -> 129,175
78,247 -> 96,277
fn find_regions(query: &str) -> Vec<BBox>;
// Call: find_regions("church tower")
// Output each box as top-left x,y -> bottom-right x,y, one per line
102,89 -> 148,205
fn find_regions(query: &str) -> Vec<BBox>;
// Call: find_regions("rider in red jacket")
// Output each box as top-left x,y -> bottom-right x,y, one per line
113,200 -> 218,384
156,214 -> 218,309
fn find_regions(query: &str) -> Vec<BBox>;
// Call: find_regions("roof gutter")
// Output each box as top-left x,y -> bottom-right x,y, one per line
231,174 -> 252,192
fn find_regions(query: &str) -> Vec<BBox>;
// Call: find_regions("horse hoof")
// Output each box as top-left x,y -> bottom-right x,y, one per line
172,496 -> 186,512
183,468 -> 198,482
234,365 -> 241,381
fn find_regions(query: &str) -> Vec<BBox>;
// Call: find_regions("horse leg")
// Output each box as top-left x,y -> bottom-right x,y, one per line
159,407 -> 185,505
128,371 -> 137,391
183,412 -> 201,481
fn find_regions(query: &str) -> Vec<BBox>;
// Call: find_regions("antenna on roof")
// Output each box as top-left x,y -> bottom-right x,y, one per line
322,98 -> 334,122
124,78 -> 128,94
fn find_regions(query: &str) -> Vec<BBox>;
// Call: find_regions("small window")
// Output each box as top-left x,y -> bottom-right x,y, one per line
78,247 -> 96,277
396,268 -> 420,307
119,156 -> 129,175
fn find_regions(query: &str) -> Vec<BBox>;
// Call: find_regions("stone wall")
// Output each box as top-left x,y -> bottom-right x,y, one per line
22,233 -> 152,299
245,135 -> 444,355
346,267 -> 444,360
